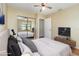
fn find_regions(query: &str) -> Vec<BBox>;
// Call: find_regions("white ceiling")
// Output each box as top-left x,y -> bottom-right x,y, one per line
7,3 -> 76,16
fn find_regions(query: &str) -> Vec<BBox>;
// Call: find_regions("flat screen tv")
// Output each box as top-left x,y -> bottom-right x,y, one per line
58,27 -> 71,37
0,15 -> 5,24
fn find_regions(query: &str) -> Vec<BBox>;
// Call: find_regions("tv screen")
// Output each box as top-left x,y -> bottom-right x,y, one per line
0,15 -> 5,24
58,27 -> 71,37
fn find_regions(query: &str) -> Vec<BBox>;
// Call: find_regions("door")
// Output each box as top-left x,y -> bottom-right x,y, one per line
39,19 -> 44,38
44,17 -> 51,39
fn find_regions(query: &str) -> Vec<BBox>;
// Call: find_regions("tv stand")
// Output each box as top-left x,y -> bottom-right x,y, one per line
54,36 -> 76,49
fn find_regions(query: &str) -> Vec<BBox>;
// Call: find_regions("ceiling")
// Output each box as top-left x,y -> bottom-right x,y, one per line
7,3 -> 76,16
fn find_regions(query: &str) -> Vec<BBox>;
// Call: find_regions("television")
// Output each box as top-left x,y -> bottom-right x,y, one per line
58,27 -> 71,37
0,15 -> 5,24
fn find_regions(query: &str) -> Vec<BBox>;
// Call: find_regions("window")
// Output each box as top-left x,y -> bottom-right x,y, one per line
17,16 -> 35,32
19,22 -> 32,31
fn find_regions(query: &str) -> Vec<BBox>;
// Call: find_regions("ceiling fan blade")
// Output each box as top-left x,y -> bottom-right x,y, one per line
34,5 -> 40,7
47,6 -> 52,9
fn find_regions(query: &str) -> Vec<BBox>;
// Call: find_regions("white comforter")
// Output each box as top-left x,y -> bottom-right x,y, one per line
32,38 -> 72,56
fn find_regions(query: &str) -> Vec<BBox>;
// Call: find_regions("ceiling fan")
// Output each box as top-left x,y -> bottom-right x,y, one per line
34,3 -> 52,12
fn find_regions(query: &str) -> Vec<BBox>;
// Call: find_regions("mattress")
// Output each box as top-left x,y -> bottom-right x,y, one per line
32,38 -> 72,56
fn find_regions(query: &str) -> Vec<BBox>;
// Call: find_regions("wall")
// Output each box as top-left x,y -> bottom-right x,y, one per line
0,4 -> 7,32
51,4 -> 79,48
7,6 -> 36,33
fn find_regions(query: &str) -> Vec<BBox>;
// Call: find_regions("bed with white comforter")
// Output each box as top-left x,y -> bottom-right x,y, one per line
32,38 -> 72,56
0,29 -> 72,56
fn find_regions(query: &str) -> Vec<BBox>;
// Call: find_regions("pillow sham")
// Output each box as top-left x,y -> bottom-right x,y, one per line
8,35 -> 21,56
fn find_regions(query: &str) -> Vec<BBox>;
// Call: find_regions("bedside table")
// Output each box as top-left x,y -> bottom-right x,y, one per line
54,36 -> 76,49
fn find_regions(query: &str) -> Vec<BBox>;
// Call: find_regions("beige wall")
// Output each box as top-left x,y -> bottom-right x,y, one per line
7,6 -> 36,33
51,4 -> 79,48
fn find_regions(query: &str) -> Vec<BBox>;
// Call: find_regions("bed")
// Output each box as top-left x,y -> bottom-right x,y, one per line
18,31 -> 34,38
18,37 -> 72,56
0,30 -> 72,56
32,38 -> 72,56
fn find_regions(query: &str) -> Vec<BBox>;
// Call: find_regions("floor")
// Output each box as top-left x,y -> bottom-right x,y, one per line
72,48 -> 79,56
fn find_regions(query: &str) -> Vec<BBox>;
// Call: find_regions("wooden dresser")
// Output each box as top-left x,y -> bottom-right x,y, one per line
54,36 -> 76,49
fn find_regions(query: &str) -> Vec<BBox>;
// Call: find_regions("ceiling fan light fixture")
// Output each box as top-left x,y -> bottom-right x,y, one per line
42,6 -> 45,10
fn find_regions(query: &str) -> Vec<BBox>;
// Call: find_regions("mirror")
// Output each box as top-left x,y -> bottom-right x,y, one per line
17,16 -> 36,40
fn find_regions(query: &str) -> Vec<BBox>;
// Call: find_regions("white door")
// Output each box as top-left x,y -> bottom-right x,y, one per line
39,19 -> 44,38
44,17 -> 51,39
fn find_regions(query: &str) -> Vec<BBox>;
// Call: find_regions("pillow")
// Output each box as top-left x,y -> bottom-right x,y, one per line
17,36 -> 22,42
18,42 -> 24,53
8,35 -> 22,56
22,38 -> 38,53
18,42 -> 33,56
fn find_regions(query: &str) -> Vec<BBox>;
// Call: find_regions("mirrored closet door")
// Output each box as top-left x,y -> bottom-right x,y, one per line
17,16 -> 36,40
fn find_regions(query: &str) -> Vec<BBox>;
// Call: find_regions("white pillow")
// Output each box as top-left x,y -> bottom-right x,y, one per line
18,42 -> 33,56
17,36 -> 22,42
